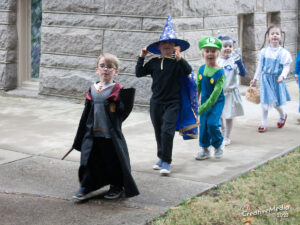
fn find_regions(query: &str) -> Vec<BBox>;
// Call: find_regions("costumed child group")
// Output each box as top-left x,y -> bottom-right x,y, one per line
70,16 -> 297,202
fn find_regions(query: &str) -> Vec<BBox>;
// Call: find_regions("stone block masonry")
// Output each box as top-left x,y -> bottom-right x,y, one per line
2,0 -> 299,105
0,0 -> 17,90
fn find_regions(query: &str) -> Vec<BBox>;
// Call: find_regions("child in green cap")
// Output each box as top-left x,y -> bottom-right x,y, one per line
195,36 -> 226,160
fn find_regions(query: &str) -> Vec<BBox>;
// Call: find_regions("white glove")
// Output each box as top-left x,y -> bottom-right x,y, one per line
232,48 -> 241,61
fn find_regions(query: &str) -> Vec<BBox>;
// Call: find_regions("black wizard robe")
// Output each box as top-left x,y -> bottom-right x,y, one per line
72,82 -> 139,197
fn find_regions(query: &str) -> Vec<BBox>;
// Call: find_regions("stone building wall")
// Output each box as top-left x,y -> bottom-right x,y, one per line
1,0 -> 299,104
0,0 -> 17,90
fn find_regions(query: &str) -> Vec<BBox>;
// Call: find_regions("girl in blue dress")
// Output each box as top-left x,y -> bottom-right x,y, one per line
251,24 -> 292,132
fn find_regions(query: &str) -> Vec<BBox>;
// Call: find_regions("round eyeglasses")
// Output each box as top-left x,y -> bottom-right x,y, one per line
98,65 -> 116,71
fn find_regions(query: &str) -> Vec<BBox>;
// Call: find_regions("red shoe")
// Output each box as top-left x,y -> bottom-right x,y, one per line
258,126 -> 267,133
277,113 -> 287,128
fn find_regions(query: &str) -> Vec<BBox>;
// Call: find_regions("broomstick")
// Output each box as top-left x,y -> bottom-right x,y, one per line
61,147 -> 74,160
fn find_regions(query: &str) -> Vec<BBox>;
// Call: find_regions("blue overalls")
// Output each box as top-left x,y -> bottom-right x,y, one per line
260,47 -> 291,106
198,65 -> 225,149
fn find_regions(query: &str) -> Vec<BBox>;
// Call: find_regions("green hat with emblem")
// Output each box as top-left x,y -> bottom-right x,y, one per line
198,36 -> 222,50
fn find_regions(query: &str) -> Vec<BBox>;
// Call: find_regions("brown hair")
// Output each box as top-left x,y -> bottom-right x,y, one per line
260,24 -> 285,50
97,53 -> 119,70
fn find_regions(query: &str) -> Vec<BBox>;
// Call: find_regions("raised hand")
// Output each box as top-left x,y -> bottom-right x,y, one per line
232,48 -> 241,61
140,48 -> 149,58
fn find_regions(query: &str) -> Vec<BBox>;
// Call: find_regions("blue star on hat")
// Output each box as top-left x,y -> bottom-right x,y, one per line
147,15 -> 190,54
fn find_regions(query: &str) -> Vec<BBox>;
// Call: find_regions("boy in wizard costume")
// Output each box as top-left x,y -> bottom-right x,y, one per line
135,16 -> 198,175
72,53 -> 139,201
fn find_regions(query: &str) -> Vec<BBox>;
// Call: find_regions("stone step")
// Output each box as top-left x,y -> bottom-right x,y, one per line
4,79 -> 40,98
5,88 -> 39,98
21,79 -> 40,90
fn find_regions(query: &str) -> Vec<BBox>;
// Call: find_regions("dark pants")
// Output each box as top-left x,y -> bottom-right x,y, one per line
79,137 -> 123,190
150,102 -> 180,164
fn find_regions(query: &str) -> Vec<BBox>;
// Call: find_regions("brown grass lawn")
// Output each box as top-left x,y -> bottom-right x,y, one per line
151,147 -> 300,225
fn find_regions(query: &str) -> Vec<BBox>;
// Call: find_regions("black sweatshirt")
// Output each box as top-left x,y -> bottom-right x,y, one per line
136,56 -> 192,104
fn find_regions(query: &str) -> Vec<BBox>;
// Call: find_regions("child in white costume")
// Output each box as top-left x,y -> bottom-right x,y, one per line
251,24 -> 292,132
217,36 -> 246,145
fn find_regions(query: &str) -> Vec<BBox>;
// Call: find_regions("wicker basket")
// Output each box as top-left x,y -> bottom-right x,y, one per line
245,86 -> 260,104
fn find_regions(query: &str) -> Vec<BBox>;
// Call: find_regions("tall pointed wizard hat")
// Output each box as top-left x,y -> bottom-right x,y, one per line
147,15 -> 190,54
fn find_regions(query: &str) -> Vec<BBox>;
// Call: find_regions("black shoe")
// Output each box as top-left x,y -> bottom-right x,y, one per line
104,185 -> 123,199
72,187 -> 95,201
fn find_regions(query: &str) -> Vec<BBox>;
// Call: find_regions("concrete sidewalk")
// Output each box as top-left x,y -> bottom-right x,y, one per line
0,82 -> 299,225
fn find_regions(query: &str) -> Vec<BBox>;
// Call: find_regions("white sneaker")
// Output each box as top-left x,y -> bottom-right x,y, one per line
195,148 -> 210,160
214,145 -> 224,159
223,138 -> 231,146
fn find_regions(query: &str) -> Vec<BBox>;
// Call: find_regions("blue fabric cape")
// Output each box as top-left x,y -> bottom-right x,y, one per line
176,71 -> 199,140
